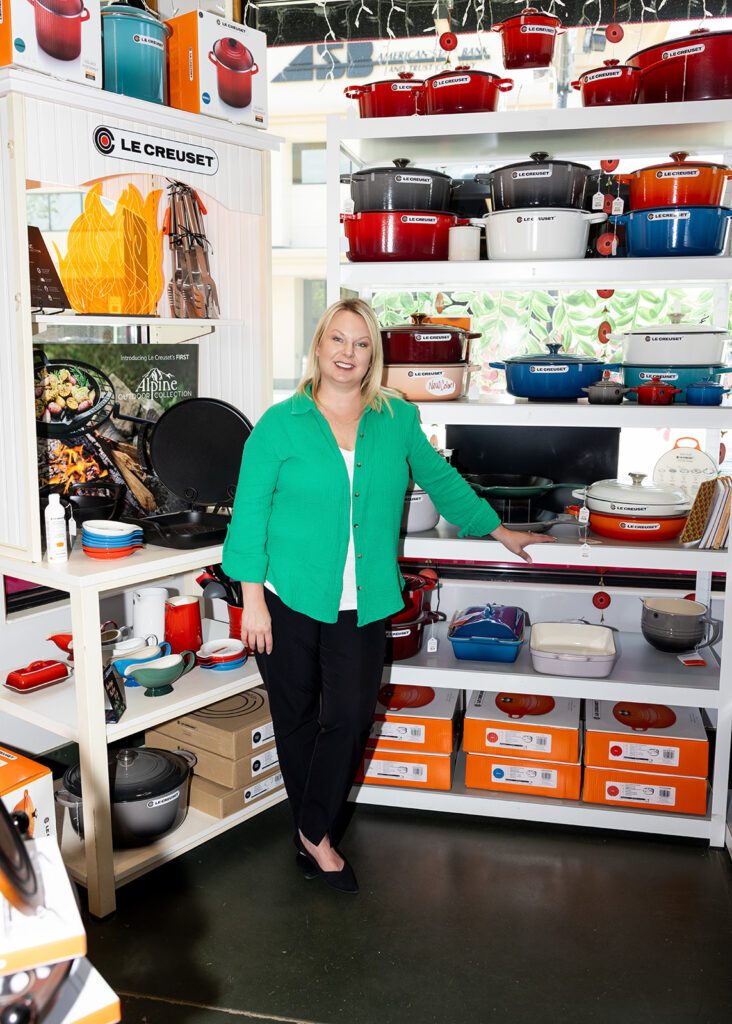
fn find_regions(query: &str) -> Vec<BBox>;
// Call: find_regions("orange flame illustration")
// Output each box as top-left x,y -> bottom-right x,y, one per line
55,183 -> 164,316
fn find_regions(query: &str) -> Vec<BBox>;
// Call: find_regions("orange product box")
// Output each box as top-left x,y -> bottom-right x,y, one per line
367,684 -> 461,754
422,316 -> 472,331
0,744 -> 56,838
463,690 -> 580,763
465,750 -> 582,800
50,957 -> 121,1024
356,747 -> 454,791
583,766 -> 708,815
584,700 -> 709,777
0,0 -> 102,86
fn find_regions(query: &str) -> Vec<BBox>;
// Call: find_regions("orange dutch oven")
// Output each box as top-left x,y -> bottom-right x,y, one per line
615,152 -> 732,210
566,504 -> 688,542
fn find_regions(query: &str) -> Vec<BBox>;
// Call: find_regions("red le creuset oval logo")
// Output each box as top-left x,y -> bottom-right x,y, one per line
607,785 -> 620,797
610,745 -> 623,756
516,216 -> 523,223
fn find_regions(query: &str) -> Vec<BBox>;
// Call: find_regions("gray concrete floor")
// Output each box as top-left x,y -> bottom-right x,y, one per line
82,801 -> 732,1024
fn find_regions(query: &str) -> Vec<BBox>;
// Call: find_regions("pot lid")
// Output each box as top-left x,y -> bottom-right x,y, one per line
634,375 -> 681,390
629,26 -> 732,62
354,159 -> 451,182
494,6 -> 561,29
633,151 -> 729,174
686,377 -> 727,390
64,747 -> 191,802
382,316 -> 472,338
621,315 -> 729,337
580,58 -> 636,78
426,65 -> 501,81
368,71 -> 423,86
503,342 -> 605,365
213,37 -> 255,70
587,378 -> 624,389
101,2 -> 171,31
0,799 -> 41,915
584,473 -> 688,507
449,604 -> 524,641
491,151 -> 591,174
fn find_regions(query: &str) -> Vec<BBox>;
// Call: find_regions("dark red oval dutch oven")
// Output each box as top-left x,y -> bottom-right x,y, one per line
29,0 -> 90,63
628,28 -> 732,103
385,611 -> 444,662
615,152 -> 732,210
390,572 -> 438,624
572,59 -> 643,106
209,37 -> 259,108
344,71 -> 423,117
341,210 -> 462,261
417,65 -> 513,115
492,7 -> 562,70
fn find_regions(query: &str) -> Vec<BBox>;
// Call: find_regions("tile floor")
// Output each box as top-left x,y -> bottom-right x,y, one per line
82,801 -> 732,1024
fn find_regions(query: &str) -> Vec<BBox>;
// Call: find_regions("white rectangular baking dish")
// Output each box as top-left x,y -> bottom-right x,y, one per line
529,622 -> 617,678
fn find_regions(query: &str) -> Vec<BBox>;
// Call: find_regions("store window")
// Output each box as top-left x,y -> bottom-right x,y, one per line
292,143 -> 354,184
26,192 -> 84,233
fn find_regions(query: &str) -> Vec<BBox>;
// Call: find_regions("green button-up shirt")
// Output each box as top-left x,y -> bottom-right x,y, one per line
221,388 -> 500,626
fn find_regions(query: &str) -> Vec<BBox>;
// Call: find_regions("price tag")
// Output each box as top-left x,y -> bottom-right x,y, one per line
343,198 -> 355,215
592,191 -> 605,211
611,196 -> 625,215
577,506 -> 590,525
677,653 -> 707,667
427,636 -> 439,653
580,543 -> 592,559
68,519 -> 77,538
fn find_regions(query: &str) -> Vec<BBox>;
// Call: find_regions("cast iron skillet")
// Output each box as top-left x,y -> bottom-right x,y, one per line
34,354 -> 116,439
462,473 -> 579,499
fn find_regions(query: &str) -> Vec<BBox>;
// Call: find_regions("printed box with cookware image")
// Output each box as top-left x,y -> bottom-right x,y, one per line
464,750 -> 583,800
367,684 -> 461,754
0,0 -> 102,86
152,689 -> 275,760
0,745 -> 56,839
463,691 -> 581,764
584,700 -> 709,777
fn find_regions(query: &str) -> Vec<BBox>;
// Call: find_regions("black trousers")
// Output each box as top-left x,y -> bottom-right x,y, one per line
254,589 -> 386,847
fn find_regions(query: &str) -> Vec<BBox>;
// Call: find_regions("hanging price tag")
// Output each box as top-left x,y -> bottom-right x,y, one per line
592,191 -> 605,211
427,636 -> 439,653
577,506 -> 590,525
611,196 -> 625,215
580,543 -> 592,559
677,653 -> 707,667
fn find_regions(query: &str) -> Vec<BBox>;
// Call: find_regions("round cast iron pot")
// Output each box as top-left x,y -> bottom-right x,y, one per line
572,59 -> 642,106
29,0 -> 89,62
628,376 -> 684,405
209,37 -> 258,108
492,7 -> 562,70
56,747 -> 196,848
341,159 -> 453,213
417,65 -> 513,115
685,379 -> 731,405
610,205 -> 732,258
622,363 -> 732,403
640,597 -> 721,653
341,210 -> 460,261
391,572 -> 438,623
615,152 -> 732,210
571,474 -> 689,518
101,4 -> 171,105
344,71 -> 422,117
489,342 -> 620,401
582,379 -> 631,403
381,320 -> 480,363
628,28 -> 732,103
565,505 -> 688,542
385,611 -> 444,661
475,152 -> 591,211
401,487 -> 440,533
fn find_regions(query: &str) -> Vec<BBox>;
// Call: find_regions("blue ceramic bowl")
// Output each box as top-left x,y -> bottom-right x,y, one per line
200,657 -> 248,672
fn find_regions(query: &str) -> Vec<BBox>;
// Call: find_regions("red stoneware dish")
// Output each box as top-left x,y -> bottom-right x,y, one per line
627,28 -> 732,103
341,210 -> 461,261
384,611 -> 445,661
5,660 -> 71,694
565,505 -> 688,542
416,66 -> 513,115
492,7 -> 562,70
83,544 -> 142,559
571,59 -> 643,106
390,572 -> 438,624
614,152 -> 732,210
344,71 -> 422,117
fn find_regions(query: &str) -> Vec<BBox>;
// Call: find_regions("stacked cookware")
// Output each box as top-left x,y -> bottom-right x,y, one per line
385,572 -> 444,661
381,315 -> 481,405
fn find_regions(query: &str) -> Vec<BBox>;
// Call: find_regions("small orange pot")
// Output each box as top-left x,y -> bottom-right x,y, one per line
565,505 -> 688,542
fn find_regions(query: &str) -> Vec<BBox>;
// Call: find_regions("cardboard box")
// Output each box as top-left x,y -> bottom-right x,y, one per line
0,0 -> 101,87
583,765 -> 708,815
188,769 -> 284,819
465,750 -> 582,800
356,747 -> 455,791
45,957 -> 120,1024
367,685 -> 461,754
0,744 -> 56,839
152,688 -> 275,760
463,691 -> 580,763
167,10 -> 267,127
584,700 -> 709,777
146,727 -> 278,789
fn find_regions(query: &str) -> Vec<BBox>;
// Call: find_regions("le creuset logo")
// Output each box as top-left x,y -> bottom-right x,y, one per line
136,367 -> 180,399
93,126 -> 219,176
133,34 -> 164,51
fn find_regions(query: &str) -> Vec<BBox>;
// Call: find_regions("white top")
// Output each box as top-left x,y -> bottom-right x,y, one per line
265,446 -> 358,613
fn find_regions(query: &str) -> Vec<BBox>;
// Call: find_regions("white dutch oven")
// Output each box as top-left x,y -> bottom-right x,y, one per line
572,472 -> 690,517
610,321 -> 730,365
401,485 -> 440,533
482,207 -> 607,260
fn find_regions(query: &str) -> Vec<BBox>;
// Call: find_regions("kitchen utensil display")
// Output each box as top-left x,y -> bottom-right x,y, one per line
475,153 -> 591,211
380,319 -> 480,364
5,659 -> 71,694
610,206 -> 732,257
615,153 -> 732,211
344,71 -> 422,117
382,361 -> 476,401
640,597 -> 721,653
57,747 -> 196,846
482,208 -> 606,260
582,378 -> 630,403
29,0 -> 90,62
571,59 -> 643,106
653,437 -> 719,503
125,651 -> 196,696
165,181 -> 220,319
164,596 -> 203,655
628,27 -> 732,103
101,2 -> 171,104
384,611 -> 444,661
209,37 -> 258,108
685,379 -> 731,405
462,473 -> 575,500
341,159 -> 453,213
628,376 -> 684,405
33,356 -> 115,439
566,504 -> 689,542
611,320 -> 730,366
132,586 -> 168,643
391,572 -> 438,624
401,485 -> 440,534
417,66 -> 513,115
448,604 -> 526,662
341,210 -> 461,261
529,621 -> 617,677
113,398 -> 253,547
492,7 -> 562,70
621,363 -> 732,403
489,343 -> 620,401
572,474 -> 690,517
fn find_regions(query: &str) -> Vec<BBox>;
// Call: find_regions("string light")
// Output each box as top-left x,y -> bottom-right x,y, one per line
354,1 -> 373,30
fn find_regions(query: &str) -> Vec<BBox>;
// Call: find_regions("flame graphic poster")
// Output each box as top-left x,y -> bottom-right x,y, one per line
35,344 -> 198,517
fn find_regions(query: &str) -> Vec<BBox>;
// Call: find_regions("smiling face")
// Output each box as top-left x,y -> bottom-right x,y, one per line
316,310 -> 373,390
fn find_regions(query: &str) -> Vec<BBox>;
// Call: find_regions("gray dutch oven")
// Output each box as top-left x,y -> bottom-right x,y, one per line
475,151 -> 591,210
57,746 -> 196,848
341,158 -> 453,213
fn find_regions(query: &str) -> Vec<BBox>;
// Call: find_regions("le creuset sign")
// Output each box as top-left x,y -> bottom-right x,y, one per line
92,126 -> 219,176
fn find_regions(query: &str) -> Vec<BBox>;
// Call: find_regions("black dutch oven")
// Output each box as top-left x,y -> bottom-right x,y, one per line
341,158 -> 453,213
475,151 -> 591,210
34,353 -> 116,439
112,397 -> 253,548
381,316 -> 481,364
56,746 -> 197,848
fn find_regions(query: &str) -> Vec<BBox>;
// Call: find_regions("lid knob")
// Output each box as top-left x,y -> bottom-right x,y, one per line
117,749 -> 139,767
392,159 -> 411,168
397,72 -> 414,80
545,342 -> 562,355
604,59 -> 620,67
530,151 -> 550,163
629,473 -> 647,487
455,65 -> 471,71
668,312 -> 684,324
669,151 -> 689,164
411,313 -> 429,324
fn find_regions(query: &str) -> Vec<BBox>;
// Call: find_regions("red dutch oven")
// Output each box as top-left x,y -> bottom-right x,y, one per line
341,210 -> 461,261
209,37 -> 259,108
492,7 -> 562,70
417,65 -> 513,115
628,28 -> 732,103
572,59 -> 642,106
29,0 -> 90,62
381,321 -> 480,364
627,376 -> 684,405
344,71 -> 423,117
390,572 -> 438,624
385,610 -> 444,662
615,152 -> 732,210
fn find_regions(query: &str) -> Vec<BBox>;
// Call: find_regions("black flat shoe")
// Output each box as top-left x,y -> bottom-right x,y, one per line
295,850 -> 318,880
311,852 -> 359,894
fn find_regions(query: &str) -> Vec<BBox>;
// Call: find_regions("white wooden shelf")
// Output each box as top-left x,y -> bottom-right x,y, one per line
350,752 -> 712,842
32,314 -> 242,328
382,620 -> 721,709
59,786 -> 288,889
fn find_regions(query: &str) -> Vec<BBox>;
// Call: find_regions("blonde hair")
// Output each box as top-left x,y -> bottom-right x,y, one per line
297,298 -> 394,413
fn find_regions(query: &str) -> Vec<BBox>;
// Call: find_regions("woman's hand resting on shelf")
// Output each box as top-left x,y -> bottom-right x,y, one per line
490,524 -> 556,564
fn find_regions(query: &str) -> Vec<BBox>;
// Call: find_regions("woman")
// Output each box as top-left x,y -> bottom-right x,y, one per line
222,298 -> 554,894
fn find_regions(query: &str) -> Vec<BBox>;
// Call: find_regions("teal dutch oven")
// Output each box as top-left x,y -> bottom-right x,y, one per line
101,2 -> 171,105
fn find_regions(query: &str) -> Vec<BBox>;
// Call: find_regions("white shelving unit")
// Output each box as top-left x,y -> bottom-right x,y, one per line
327,102 -> 732,852
0,71 -> 281,916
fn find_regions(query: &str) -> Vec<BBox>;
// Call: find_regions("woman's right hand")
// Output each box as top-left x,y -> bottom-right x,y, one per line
241,583 -> 273,654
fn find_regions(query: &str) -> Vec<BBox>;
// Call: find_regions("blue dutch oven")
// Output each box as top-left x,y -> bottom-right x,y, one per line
685,378 -> 732,406
490,342 -> 620,401
622,363 -> 732,403
101,2 -> 171,105
609,205 -> 732,257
